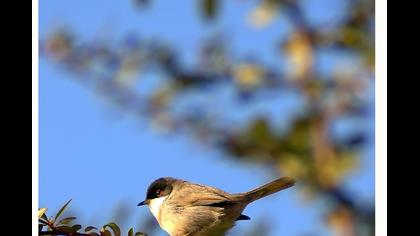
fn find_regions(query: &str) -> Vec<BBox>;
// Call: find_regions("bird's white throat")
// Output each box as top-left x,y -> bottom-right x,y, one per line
148,196 -> 177,235
148,196 -> 167,219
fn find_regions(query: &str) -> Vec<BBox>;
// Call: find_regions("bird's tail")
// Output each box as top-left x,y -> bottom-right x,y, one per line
239,177 -> 296,204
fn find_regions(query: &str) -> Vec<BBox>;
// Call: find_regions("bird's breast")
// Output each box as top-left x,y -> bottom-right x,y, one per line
148,196 -> 167,220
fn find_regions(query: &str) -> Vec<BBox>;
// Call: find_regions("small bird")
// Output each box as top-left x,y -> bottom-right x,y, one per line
138,176 -> 295,236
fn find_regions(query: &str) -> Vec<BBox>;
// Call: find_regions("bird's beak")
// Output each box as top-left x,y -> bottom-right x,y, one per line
137,200 -> 149,206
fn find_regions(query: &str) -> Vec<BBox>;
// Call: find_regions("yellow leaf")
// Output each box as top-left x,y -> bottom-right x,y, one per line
38,208 -> 47,218
284,31 -> 314,79
233,63 -> 264,89
278,154 -> 308,179
248,1 -> 279,28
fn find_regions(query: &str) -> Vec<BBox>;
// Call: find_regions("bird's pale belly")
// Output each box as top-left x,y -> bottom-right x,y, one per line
159,205 -> 242,236
162,220 -> 236,236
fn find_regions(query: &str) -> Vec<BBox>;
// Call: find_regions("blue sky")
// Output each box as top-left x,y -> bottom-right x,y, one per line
39,1 -> 374,235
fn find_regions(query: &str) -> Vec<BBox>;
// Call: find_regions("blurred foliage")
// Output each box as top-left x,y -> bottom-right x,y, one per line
40,0 -> 375,235
38,200 -> 147,236
201,0 -> 220,20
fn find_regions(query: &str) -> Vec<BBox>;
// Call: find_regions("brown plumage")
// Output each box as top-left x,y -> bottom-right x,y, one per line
138,177 -> 296,236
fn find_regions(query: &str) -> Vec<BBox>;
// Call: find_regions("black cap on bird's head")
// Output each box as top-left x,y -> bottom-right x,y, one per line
138,177 -> 176,206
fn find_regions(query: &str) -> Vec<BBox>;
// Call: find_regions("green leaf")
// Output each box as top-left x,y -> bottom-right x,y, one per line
85,226 -> 98,232
58,216 -> 77,225
103,223 -> 121,236
41,212 -> 49,222
72,224 -> 82,232
38,218 -> 50,226
55,225 -> 77,233
54,199 -> 72,222
128,228 -> 146,236
100,229 -> 112,236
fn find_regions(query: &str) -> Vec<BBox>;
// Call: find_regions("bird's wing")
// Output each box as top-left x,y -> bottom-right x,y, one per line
176,182 -> 234,207
165,182 -> 244,236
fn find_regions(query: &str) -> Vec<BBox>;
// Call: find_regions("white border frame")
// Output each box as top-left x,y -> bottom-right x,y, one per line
376,0 -> 387,235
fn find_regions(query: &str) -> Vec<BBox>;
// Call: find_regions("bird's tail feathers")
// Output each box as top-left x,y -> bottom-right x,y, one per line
239,177 -> 295,204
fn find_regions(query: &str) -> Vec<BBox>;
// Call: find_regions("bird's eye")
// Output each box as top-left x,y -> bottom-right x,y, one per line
156,189 -> 162,197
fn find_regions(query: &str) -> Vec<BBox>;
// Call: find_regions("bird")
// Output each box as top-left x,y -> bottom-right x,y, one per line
138,176 -> 295,236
